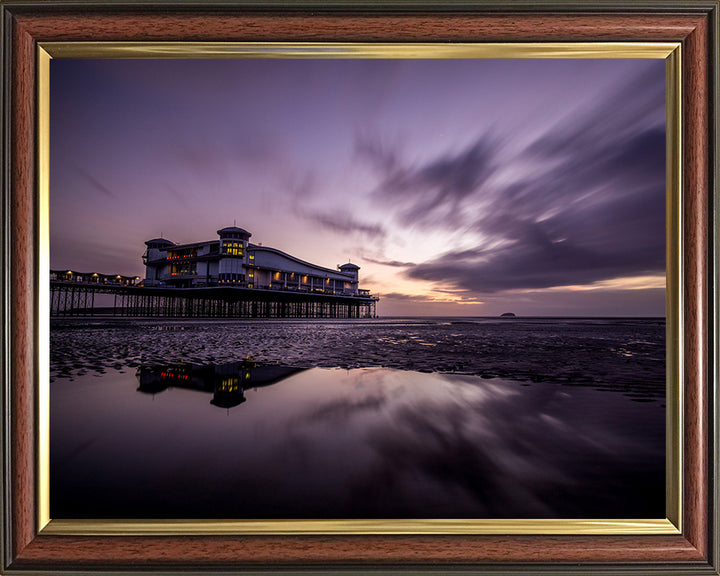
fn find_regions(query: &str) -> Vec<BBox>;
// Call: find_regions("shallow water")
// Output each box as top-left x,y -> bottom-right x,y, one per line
50,360 -> 665,519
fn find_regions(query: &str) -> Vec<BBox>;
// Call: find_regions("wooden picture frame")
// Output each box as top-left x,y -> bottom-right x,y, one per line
1,1 -> 717,574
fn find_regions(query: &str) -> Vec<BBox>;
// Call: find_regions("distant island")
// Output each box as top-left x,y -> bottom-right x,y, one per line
500,312 -> 516,317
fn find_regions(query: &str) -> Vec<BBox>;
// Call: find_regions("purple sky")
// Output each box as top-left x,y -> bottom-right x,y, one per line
50,58 -> 666,317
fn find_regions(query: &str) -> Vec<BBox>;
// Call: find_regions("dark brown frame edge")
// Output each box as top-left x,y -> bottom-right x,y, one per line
0,1 -> 717,574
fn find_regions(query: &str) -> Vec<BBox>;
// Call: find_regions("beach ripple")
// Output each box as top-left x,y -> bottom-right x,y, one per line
50,318 -> 665,399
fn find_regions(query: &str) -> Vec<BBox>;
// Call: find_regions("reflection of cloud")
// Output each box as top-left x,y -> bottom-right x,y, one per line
341,372 -> 663,517
306,394 -> 386,421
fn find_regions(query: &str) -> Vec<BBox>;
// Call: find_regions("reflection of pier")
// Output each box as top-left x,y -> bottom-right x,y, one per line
136,361 -> 306,410
50,281 -> 377,319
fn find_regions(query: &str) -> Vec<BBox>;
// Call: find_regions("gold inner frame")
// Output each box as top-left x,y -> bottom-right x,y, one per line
36,42 -> 683,536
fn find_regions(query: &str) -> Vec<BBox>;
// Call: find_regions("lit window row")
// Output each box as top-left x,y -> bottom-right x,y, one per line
222,241 -> 244,256
218,273 -> 245,284
219,377 -> 239,392
171,264 -> 196,275
167,252 -> 196,260
160,372 -> 188,380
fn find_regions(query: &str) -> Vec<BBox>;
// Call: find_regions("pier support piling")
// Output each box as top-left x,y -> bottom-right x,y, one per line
50,282 -> 378,319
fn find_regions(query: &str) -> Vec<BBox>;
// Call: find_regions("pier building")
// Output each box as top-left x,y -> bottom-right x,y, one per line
143,226 -> 367,297
50,226 -> 378,318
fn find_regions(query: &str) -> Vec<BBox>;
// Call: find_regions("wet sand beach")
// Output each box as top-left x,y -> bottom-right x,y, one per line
49,316 -> 666,519
51,317 -> 665,401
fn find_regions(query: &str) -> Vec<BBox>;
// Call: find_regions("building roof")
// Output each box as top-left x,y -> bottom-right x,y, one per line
167,239 -> 219,251
145,238 -> 175,246
338,262 -> 360,270
217,226 -> 251,237
249,244 -> 355,279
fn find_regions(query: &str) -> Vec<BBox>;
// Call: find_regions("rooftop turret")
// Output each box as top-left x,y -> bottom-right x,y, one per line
338,262 -> 360,271
217,226 -> 252,241
145,238 -> 175,248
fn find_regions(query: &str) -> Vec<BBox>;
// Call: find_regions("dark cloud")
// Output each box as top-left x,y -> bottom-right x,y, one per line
527,64 -> 665,163
354,133 -> 399,174
361,255 -> 416,268
76,167 -> 115,198
361,133 -> 499,228
381,292 -> 432,302
401,61 -> 666,294
164,184 -> 189,207
379,292 -> 482,306
168,132 -> 285,185
296,208 -> 387,240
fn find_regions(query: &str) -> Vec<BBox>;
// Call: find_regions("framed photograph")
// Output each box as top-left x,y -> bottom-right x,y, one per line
1,1 -> 717,574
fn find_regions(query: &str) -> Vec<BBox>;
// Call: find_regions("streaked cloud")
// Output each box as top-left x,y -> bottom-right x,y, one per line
295,207 -> 387,240
75,167 -> 116,198
395,62 -> 665,295
362,133 -> 500,228
50,58 -> 666,316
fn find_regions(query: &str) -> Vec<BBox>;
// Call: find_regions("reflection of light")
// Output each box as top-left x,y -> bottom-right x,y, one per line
161,371 -> 188,381
219,377 -> 239,392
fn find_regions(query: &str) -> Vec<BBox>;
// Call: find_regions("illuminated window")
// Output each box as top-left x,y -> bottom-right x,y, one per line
219,377 -> 239,393
222,241 -> 244,256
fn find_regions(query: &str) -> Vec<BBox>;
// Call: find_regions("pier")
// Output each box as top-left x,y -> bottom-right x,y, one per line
50,279 -> 378,319
51,225 -> 379,319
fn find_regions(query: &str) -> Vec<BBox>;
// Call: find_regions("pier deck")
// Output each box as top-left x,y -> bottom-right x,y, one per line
50,281 -> 378,319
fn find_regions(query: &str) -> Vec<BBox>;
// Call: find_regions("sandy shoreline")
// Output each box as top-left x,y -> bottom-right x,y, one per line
50,317 -> 665,401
